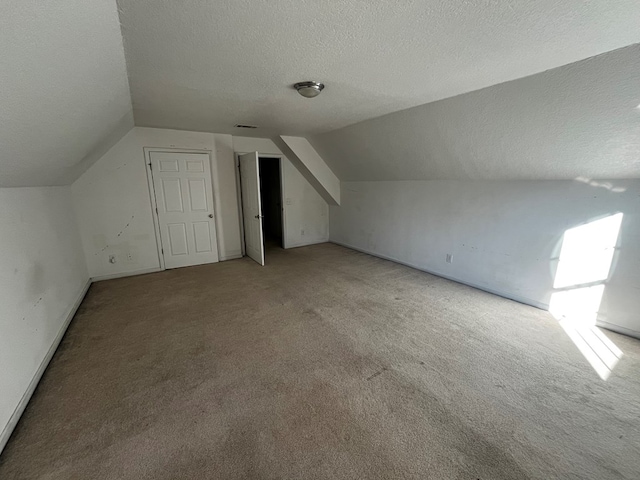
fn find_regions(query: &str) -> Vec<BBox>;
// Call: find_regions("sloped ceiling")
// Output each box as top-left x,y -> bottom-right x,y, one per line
310,45 -> 640,181
117,0 -> 640,137
5,0 -> 640,187
1,0 -> 133,187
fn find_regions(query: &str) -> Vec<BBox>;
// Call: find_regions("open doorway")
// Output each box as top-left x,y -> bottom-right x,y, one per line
258,157 -> 284,250
237,151 -> 285,266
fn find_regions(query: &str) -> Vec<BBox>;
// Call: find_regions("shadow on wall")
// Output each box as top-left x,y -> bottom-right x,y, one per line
549,211 -> 624,380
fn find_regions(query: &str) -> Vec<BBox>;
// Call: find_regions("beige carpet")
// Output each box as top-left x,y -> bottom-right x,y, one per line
1,243 -> 639,479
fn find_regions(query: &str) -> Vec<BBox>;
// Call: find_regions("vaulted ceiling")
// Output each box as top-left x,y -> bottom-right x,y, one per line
311,44 -> 640,181
3,0 -> 640,186
2,0 -> 132,187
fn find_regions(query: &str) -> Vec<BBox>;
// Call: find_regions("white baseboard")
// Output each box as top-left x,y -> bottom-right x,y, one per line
220,253 -> 243,261
285,238 -> 330,249
330,240 -> 548,311
91,267 -> 163,282
330,241 -> 640,340
0,278 -> 92,454
596,320 -> 640,340
92,259 -> 245,280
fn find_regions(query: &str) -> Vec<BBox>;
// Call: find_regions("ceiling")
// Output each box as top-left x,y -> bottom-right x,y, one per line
118,0 -> 640,137
2,0 -> 133,187
310,44 -> 640,181
4,0 -> 640,187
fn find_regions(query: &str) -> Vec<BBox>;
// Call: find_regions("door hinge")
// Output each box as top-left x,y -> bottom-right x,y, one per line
155,207 -> 158,214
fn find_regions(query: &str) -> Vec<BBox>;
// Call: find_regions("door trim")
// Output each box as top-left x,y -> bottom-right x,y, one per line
144,147 -> 218,271
235,153 -> 288,253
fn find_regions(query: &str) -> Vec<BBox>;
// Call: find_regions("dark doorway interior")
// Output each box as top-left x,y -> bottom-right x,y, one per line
259,157 -> 284,249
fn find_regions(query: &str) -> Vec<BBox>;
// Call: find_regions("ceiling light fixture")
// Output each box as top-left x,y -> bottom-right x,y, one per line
294,81 -> 324,98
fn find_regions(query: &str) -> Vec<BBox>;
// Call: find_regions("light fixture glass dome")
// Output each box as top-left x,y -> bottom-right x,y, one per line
294,81 -> 324,98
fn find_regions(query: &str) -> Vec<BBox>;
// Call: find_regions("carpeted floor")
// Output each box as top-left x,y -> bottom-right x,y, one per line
1,243 -> 639,479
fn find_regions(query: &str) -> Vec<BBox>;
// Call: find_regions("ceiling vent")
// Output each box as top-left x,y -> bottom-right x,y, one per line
234,124 -> 258,129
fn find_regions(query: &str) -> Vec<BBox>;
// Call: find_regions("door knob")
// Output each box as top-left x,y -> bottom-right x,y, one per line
208,214 -> 214,218
255,215 -> 264,219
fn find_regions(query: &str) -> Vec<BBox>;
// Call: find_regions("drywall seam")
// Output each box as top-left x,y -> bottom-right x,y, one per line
330,240 -> 548,310
91,267 -> 163,283
0,279 -> 92,454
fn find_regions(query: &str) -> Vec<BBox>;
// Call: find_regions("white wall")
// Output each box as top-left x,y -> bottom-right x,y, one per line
331,179 -> 640,335
278,136 -> 340,205
281,159 -> 329,247
72,127 -> 242,279
313,45 -> 640,337
233,137 -> 329,248
0,187 -> 89,451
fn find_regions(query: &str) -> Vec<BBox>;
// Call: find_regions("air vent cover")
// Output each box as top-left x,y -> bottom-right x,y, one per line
234,124 -> 258,129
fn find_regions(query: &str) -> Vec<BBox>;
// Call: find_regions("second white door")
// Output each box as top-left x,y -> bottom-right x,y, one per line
239,152 -> 265,266
151,151 -> 219,269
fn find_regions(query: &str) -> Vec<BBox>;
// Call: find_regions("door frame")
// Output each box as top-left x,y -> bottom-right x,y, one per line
144,147 -> 220,271
235,153 -> 287,255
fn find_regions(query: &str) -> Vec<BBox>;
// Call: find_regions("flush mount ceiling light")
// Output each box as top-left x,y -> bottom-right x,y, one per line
294,81 -> 324,98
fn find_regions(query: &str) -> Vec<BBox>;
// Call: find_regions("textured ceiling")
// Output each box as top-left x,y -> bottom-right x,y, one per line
1,0 -> 132,187
118,0 -> 640,137
310,45 -> 640,181
5,1 -> 640,187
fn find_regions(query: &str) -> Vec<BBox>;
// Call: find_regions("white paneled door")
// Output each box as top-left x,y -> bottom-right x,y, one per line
239,152 -> 265,266
150,152 -> 219,269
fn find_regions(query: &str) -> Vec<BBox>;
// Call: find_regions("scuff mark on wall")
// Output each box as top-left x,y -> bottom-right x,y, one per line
116,215 -> 135,237
95,245 -> 110,256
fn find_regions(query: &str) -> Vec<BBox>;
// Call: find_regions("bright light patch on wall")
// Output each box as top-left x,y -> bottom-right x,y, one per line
549,285 -> 605,326
553,213 -> 623,290
550,213 -> 624,380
